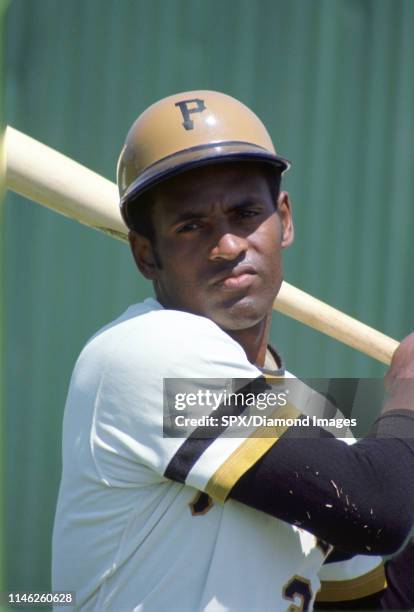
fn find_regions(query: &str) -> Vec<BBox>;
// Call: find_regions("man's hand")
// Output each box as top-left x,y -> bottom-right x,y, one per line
383,332 -> 414,414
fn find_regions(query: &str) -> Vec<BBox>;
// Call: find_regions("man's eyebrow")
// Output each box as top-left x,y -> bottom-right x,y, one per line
228,198 -> 264,211
170,199 -> 264,224
171,210 -> 207,224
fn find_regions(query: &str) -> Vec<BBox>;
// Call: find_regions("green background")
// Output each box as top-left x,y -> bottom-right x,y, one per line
1,0 -> 10,607
4,0 -> 414,600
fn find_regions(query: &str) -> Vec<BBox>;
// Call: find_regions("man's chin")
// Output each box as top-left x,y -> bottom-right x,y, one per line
209,295 -> 272,331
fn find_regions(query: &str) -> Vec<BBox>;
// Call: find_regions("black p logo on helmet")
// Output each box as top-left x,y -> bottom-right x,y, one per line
175,98 -> 206,130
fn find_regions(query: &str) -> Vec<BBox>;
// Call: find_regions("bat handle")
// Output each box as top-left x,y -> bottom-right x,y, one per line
274,281 -> 399,365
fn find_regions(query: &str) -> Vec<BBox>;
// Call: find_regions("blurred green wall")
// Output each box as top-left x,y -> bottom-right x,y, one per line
1,1 -> 10,605
4,0 -> 414,598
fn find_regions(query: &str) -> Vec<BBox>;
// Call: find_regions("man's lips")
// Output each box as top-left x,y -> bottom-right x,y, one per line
212,265 -> 258,291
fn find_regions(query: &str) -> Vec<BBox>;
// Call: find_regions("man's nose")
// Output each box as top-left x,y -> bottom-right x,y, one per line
209,231 -> 249,261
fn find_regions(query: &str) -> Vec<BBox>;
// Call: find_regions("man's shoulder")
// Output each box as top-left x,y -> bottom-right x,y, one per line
75,298 -> 255,379
88,297 -> 233,350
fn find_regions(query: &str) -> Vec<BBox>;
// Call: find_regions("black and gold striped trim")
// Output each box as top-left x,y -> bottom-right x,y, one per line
205,404 -> 301,503
164,376 -> 269,482
316,563 -> 387,602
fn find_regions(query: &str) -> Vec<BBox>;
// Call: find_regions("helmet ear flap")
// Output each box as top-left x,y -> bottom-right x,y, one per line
117,90 -> 291,229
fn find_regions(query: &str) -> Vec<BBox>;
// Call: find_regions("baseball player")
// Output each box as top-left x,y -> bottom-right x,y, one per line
52,91 -> 414,610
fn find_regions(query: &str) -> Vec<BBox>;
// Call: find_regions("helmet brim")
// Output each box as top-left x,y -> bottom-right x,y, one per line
120,141 -> 291,227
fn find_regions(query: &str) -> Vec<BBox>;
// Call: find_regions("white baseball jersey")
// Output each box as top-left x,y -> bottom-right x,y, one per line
52,298 -> 385,611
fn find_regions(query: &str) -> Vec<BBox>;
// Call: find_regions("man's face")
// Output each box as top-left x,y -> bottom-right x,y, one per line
129,162 -> 294,331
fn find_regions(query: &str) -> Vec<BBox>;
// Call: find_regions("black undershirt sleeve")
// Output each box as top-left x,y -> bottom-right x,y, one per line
229,410 -> 414,556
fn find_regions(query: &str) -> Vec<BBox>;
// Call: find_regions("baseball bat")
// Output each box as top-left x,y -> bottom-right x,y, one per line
5,126 -> 399,365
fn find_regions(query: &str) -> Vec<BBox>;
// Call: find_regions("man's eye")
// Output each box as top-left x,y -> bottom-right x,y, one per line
237,209 -> 260,219
177,221 -> 202,233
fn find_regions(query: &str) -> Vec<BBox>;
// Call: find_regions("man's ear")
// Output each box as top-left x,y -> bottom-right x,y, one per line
276,191 -> 295,248
128,231 -> 159,279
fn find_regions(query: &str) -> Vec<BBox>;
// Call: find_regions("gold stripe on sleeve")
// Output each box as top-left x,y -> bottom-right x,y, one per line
205,403 -> 301,503
316,563 -> 387,602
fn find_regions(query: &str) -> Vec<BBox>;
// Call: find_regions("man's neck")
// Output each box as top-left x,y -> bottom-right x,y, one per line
226,315 -> 272,367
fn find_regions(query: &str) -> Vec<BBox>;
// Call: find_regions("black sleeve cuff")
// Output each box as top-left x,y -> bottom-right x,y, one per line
369,409 -> 414,438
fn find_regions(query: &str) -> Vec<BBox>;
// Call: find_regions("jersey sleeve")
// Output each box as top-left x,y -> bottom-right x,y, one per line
315,554 -> 386,605
315,539 -> 414,609
77,307 -> 297,496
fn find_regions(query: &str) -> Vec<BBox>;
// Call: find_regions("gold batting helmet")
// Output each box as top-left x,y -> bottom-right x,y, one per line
117,90 -> 291,228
